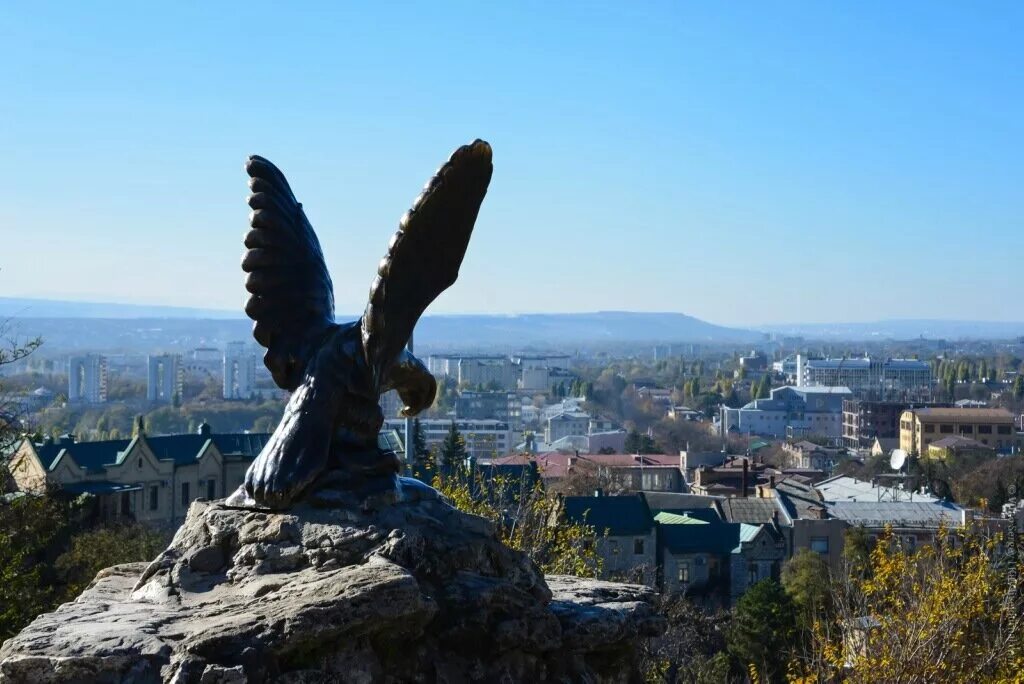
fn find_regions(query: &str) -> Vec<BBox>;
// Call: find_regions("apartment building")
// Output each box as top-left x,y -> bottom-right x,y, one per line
384,418 -> 513,460
67,354 -> 108,403
899,407 -> 1022,455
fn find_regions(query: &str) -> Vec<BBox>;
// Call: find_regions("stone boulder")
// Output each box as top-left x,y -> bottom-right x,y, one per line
0,494 -> 663,683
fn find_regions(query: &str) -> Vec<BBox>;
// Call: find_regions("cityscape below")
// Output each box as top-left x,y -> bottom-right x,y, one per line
4,311 -> 1024,613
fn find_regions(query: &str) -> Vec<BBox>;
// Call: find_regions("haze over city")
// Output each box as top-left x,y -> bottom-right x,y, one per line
3,2 -> 1021,327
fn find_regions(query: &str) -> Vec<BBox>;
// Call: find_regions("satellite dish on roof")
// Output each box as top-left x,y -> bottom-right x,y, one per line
890,449 -> 908,471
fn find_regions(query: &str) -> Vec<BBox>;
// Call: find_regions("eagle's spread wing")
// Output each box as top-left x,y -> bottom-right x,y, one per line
362,140 -> 493,386
243,155 -> 337,391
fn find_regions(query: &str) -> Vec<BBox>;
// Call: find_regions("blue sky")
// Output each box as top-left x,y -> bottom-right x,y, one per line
1,2 -> 1020,326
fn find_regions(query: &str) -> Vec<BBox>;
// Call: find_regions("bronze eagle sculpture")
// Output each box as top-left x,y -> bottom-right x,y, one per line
234,140 -> 493,508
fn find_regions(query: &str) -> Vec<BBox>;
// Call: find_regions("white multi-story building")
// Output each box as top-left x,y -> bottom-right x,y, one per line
384,418 -> 514,460
545,412 -> 591,443
147,354 -> 182,403
68,354 -> 108,403
428,354 -> 518,390
223,342 -> 257,400
797,355 -> 932,399
457,356 -> 516,390
519,366 -> 550,391
512,354 -> 571,370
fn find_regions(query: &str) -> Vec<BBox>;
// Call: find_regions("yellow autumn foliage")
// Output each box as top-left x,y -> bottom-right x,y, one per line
433,469 -> 602,578
808,524 -> 1024,683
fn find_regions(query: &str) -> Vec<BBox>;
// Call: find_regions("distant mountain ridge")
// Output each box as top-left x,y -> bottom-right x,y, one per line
5,298 -> 1021,348
413,311 -> 759,346
0,297 -> 243,320
0,298 -> 760,349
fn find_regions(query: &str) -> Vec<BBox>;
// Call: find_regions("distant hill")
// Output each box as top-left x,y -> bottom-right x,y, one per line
5,299 -> 1021,349
762,319 -> 1024,340
414,312 -> 760,347
0,299 -> 760,351
0,297 -> 242,320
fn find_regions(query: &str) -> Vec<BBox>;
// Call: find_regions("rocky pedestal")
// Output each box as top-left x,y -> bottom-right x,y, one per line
0,493 -> 663,683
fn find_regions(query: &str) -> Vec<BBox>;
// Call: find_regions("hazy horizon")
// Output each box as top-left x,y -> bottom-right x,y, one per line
5,295 -> 1024,332
3,3 -> 1021,326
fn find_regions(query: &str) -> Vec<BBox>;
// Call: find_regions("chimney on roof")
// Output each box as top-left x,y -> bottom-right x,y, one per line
769,473 -> 776,489
198,421 -> 212,436
742,458 -> 749,498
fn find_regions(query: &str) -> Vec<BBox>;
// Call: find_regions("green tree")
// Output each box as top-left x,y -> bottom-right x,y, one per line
727,579 -> 797,683
842,525 -> 873,576
624,429 -> 658,455
434,471 -> 600,578
412,418 -> 429,462
55,524 -> 167,600
781,549 -> 831,634
439,421 -> 467,469
625,428 -> 641,454
0,494 -> 70,641
0,330 -> 42,454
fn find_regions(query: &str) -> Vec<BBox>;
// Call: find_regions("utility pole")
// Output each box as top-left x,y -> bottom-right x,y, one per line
404,332 -> 414,474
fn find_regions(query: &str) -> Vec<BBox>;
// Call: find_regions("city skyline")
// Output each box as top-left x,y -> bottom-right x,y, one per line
2,3 -> 1021,326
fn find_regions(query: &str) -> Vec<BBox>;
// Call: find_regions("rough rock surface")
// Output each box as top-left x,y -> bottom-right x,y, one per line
0,495 -> 663,683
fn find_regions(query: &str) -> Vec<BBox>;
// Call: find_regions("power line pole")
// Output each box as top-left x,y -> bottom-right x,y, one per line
404,332 -> 414,474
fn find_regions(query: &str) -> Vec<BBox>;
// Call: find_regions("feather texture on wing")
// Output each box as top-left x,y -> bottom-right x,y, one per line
243,155 -> 337,391
362,139 -> 493,387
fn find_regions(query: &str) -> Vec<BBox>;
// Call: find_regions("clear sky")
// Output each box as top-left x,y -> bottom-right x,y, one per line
1,2 -> 1021,326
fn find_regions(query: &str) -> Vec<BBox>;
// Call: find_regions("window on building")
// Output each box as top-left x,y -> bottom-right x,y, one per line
958,425 -> 973,435
207,478 -> 216,500
181,482 -> 190,507
137,457 -> 143,469
120,492 -> 130,516
633,538 -> 645,555
149,485 -> 159,511
905,535 -> 917,551
924,424 -> 934,433
998,425 -> 1012,435
609,540 -> 620,555
810,537 -> 829,555
978,425 -> 993,434
940,424 -> 954,434
747,563 -> 758,585
678,562 -> 690,583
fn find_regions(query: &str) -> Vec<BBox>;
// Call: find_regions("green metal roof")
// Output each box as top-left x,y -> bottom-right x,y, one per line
732,523 -> 766,553
654,511 -> 709,525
